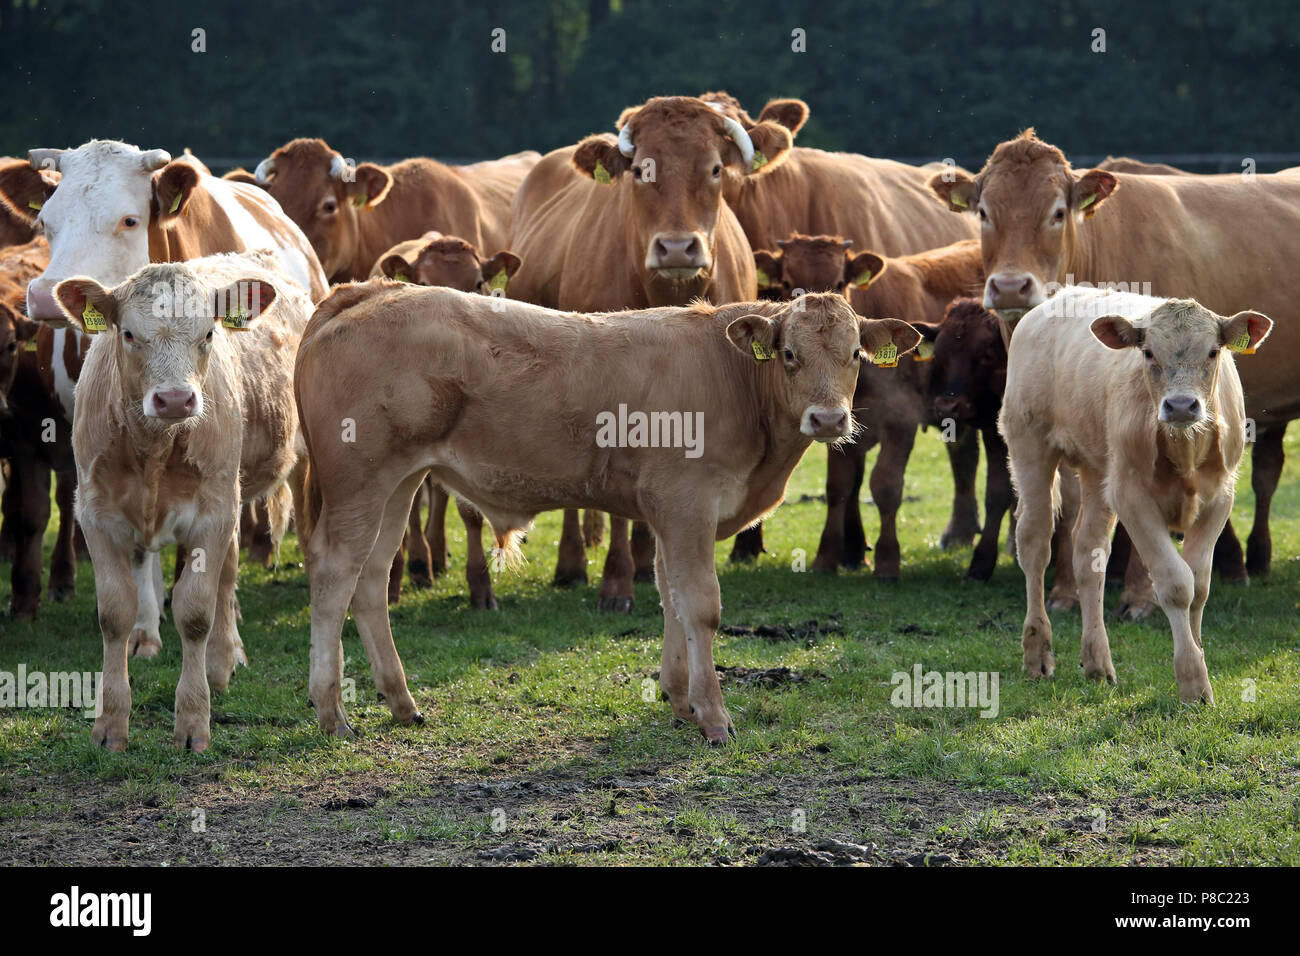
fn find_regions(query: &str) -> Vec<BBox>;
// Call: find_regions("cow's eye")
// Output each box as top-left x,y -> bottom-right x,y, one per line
783,348 -> 795,362
978,208 -> 988,222
1142,348 -> 1154,360
206,329 -> 214,342
1208,347 -> 1220,359
712,164 -> 722,177
632,166 -> 642,181
322,199 -> 338,214
852,346 -> 862,361
122,330 -> 133,342
5,342 -> 15,353
1053,208 -> 1065,223
121,216 -> 139,230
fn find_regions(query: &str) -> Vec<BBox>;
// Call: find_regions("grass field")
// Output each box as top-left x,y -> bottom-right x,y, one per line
1,428 -> 1298,866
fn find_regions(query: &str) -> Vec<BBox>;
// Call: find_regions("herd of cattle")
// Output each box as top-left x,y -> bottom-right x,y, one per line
0,91 -> 1288,751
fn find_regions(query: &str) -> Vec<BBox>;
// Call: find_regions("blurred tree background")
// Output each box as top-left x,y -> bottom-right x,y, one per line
1,0 -> 1296,169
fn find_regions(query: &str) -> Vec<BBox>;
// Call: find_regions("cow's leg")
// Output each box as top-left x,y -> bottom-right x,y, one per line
49,468 -> 77,601
631,520 -> 657,580
1047,466 -> 1080,610
654,537 -> 691,721
840,440 -> 869,567
728,524 -> 764,562
1182,493 -> 1230,664
205,532 -> 245,694
458,498 -> 497,610
553,509 -> 588,586
1116,486 -> 1218,704
967,426 -> 1013,580
128,551 -> 164,658
583,509 -> 605,548
813,442 -> 861,573
170,522 -> 233,752
6,453 -> 48,620
424,479 -> 450,578
870,423 -> 916,581
1116,540 -> 1158,620
597,516 -> 635,612
940,425 -> 982,548
406,482 -> 434,589
1073,468 -> 1118,684
85,527 -> 136,751
1246,424 -> 1285,577
657,524 -> 732,744
1010,441 -> 1061,679
1212,517 -> 1248,583
346,474 -> 425,726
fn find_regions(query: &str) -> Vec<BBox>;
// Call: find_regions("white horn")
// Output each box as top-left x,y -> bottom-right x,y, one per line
721,116 -> 754,170
139,149 -> 172,171
254,157 -> 276,182
618,123 -> 635,158
329,154 -> 350,179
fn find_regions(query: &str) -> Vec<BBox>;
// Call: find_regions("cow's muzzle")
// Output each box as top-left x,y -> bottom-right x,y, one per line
146,387 -> 199,421
1160,394 -> 1204,426
802,405 -> 851,441
646,232 -> 711,277
983,272 -> 1044,313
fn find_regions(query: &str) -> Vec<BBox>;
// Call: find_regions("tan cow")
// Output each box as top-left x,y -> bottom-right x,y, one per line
931,129 -> 1300,582
57,252 -> 311,751
250,139 -> 538,282
1000,287 -> 1270,701
295,284 -> 918,744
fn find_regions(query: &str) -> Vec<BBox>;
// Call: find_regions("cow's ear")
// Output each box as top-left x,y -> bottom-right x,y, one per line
1220,310 -> 1273,354
753,250 -> 783,291
0,162 -> 57,224
930,170 -> 978,213
213,277 -> 277,329
480,251 -> 522,291
845,251 -> 885,290
911,321 -> 942,343
573,135 -> 631,184
861,318 -> 921,359
343,163 -> 392,209
742,121 -> 793,177
379,254 -> 413,281
153,161 -> 200,223
757,98 -> 809,136
726,314 -> 780,361
1072,168 -> 1118,218
55,278 -> 118,333
1089,315 -> 1141,350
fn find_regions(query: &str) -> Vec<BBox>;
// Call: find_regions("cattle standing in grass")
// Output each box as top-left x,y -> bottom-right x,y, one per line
1000,288 -> 1270,700
58,252 -> 310,751
755,235 -> 985,579
931,129 -> 1300,583
295,285 -> 917,743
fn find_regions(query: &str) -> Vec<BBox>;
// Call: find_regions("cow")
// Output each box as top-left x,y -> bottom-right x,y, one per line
1000,287 -> 1270,702
1096,156 -> 1191,176
913,298 -> 1014,581
0,158 -> 44,248
57,252 -> 311,750
509,95 -> 790,610
294,283 -> 918,743
754,235 -> 985,579
248,138 -> 538,282
367,232 -> 523,609
931,128 -> 1300,583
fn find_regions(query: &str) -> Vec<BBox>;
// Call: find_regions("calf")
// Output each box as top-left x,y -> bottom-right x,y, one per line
755,234 -> 984,578
57,252 -> 310,750
1000,287 -> 1270,700
295,286 -> 917,743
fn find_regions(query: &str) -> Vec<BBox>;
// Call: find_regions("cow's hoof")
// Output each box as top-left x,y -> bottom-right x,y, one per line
472,593 -> 499,611
1116,598 -> 1157,621
48,586 -> 75,602
1082,660 -> 1117,684
553,571 -> 587,588
408,711 -> 426,726
872,571 -> 900,583
128,629 -> 162,659
322,720 -> 357,739
811,556 -> 839,574
965,566 -> 994,582
173,719 -> 211,752
1046,595 -> 1078,612
939,531 -> 977,550
632,568 -> 656,583
596,595 -> 634,613
1023,651 -> 1055,679
92,719 -> 128,752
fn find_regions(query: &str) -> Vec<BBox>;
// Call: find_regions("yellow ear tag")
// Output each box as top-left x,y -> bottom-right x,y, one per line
352,194 -> 367,208
872,342 -> 899,368
754,267 -> 772,288
393,271 -> 409,283
951,193 -> 968,209
593,160 -> 612,185
751,151 -> 768,171
23,337 -> 38,351
1227,329 -> 1254,355
913,340 -> 934,362
852,269 -> 873,288
751,340 -> 776,362
1079,193 -> 1097,210
81,302 -> 107,333
27,199 -> 42,211
222,305 -> 251,331
487,270 -> 509,292
168,192 -> 182,214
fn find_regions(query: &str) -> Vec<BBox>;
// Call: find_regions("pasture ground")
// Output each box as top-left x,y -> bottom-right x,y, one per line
2,430 -> 1298,866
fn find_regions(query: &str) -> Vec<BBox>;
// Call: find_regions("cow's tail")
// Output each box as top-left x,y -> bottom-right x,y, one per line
266,479 -> 294,568
493,525 -> 528,572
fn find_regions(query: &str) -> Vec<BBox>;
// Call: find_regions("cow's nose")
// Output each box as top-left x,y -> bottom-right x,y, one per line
26,279 -> 61,324
150,388 -> 197,419
934,394 -> 973,421
804,407 -> 849,439
1160,395 -> 1202,423
647,233 -> 710,271
984,272 -> 1041,312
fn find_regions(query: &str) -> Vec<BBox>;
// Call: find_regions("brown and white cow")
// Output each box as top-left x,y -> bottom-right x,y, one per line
250,139 -> 538,282
931,129 -> 1300,581
755,235 -> 985,578
295,283 -> 918,743
368,232 -> 523,609
1000,287 -> 1270,701
509,95 -> 789,609
58,252 -> 311,751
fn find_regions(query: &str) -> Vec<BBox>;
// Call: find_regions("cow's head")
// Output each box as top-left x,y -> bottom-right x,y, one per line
378,233 -> 522,294
1090,298 -> 1272,429
725,292 -> 919,441
0,141 -> 206,323
251,139 -> 391,280
53,265 -> 276,423
914,298 -> 1006,425
930,129 -> 1118,318
0,296 -> 39,413
572,96 -> 792,301
753,234 -> 880,300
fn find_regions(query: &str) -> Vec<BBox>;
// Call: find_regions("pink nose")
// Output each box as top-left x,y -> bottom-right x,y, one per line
807,408 -> 848,435
984,272 -> 1040,311
152,389 -> 197,418
647,233 -> 710,270
26,279 -> 60,322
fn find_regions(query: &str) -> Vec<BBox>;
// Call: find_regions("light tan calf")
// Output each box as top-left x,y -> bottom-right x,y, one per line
57,252 -> 311,751
295,285 -> 917,744
999,287 -> 1271,701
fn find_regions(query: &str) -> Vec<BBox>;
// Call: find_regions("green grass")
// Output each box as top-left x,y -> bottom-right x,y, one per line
2,428 -> 1298,865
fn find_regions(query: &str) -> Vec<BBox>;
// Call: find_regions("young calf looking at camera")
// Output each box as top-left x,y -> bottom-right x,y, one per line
1000,288 -> 1270,701
57,252 -> 310,751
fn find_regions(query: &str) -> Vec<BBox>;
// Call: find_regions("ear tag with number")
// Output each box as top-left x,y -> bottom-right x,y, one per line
487,270 -> 509,293
352,194 -> 367,208
81,302 -> 107,333
24,337 -> 38,351
751,339 -> 776,362
223,305 -> 251,331
913,340 -> 934,362
27,199 -> 42,211
872,342 -> 899,368
593,160 -> 612,185
168,192 -> 182,214
393,271 -> 409,283
951,193 -> 968,209
754,267 -> 772,288
1227,329 -> 1254,355
751,151 -> 768,172
852,269 -> 873,288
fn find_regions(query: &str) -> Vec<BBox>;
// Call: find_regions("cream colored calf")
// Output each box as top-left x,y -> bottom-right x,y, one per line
1000,288 -> 1270,702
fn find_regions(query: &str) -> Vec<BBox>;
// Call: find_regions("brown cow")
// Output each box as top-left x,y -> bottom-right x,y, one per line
931,128 -> 1300,582
509,95 -> 788,609
294,283 -> 918,743
250,139 -> 538,282
1096,156 -> 1192,176
755,235 -> 985,578
0,158 -> 45,248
